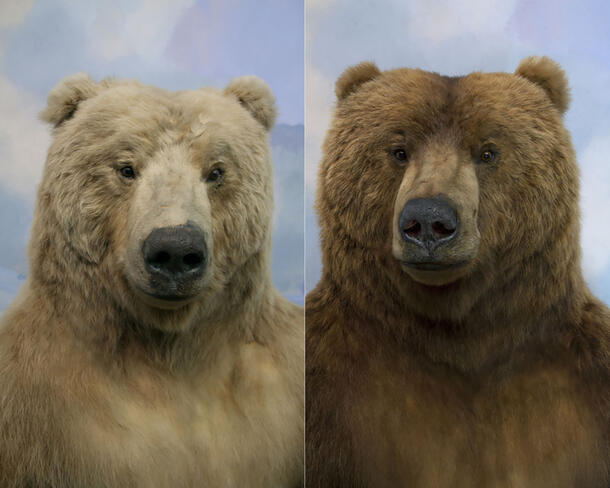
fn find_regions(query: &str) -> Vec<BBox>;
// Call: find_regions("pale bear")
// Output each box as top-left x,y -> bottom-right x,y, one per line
0,74 -> 304,487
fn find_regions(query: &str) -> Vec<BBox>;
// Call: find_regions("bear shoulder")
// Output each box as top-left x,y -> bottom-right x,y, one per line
569,297 -> 610,386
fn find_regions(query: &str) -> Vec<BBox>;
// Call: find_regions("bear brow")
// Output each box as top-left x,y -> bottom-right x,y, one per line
114,135 -> 153,151
196,140 -> 237,162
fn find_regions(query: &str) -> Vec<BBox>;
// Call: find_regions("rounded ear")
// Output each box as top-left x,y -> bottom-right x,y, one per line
40,73 -> 100,127
335,62 -> 381,100
224,76 -> 277,130
515,56 -> 570,114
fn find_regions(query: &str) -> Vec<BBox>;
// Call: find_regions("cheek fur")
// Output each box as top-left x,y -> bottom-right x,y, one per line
210,183 -> 272,272
51,168 -> 126,264
323,153 -> 402,248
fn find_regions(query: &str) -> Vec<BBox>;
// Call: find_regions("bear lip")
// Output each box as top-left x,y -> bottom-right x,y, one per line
401,260 -> 468,271
131,285 -> 201,310
148,293 -> 198,302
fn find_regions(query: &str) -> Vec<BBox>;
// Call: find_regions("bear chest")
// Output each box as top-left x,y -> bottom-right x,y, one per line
345,358 -> 604,488
71,343 -> 302,487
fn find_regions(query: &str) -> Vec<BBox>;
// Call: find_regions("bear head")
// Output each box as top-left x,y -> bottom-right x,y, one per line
317,57 -> 579,322
33,74 -> 277,332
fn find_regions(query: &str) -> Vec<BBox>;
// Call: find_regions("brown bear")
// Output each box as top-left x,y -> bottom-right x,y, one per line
0,74 -> 304,487
306,56 -> 609,487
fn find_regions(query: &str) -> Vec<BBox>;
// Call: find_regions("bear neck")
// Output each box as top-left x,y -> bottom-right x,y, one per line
27,224 -> 276,372
317,214 -> 588,373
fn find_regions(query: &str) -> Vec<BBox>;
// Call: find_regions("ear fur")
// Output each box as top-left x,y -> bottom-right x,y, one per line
224,76 -> 277,130
40,73 -> 100,127
515,56 -> 570,114
335,62 -> 381,100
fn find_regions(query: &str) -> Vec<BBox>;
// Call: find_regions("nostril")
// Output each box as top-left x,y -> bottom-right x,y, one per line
404,220 -> 421,238
149,251 -> 171,268
183,252 -> 203,270
142,225 -> 207,278
399,196 -> 459,247
432,221 -> 456,237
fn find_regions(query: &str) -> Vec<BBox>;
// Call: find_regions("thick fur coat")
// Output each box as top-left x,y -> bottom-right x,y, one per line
306,57 -> 609,487
0,74 -> 304,487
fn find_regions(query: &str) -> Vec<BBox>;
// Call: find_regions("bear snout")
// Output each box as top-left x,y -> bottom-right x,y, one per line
399,195 -> 458,252
141,224 -> 207,298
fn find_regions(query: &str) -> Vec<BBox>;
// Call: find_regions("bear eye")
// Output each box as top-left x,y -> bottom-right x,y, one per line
392,148 -> 409,164
480,149 -> 497,163
206,167 -> 225,183
119,165 -> 136,179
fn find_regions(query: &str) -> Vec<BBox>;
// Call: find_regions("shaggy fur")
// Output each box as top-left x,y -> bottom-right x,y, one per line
335,62 -> 381,100
0,74 -> 304,487
306,56 -> 609,487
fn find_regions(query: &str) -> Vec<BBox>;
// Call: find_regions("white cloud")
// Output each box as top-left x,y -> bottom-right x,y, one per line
0,0 -> 34,61
405,0 -> 518,43
0,75 -> 50,198
57,0 -> 195,62
580,132 -> 610,280
0,0 -> 34,30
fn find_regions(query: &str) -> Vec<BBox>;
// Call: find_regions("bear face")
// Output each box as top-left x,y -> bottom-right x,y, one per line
35,74 -> 276,331
317,57 -> 578,320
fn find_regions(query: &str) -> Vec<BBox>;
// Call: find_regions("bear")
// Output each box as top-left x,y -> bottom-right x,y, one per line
306,56 -> 609,487
0,73 -> 304,487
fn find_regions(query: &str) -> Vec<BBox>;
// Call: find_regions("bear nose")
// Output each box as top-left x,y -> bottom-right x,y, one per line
399,196 -> 458,251
142,225 -> 207,279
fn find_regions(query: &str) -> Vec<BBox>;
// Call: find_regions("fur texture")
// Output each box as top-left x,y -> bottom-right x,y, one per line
0,74 -> 304,487
306,57 -> 609,487
224,75 -> 277,130
335,62 -> 381,100
515,56 -> 570,114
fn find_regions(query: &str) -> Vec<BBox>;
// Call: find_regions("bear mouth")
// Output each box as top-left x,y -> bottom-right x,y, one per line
401,261 -> 468,271
147,292 -> 198,302
131,284 -> 201,310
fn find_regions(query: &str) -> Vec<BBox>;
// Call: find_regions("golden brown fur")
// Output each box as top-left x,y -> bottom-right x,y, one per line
306,56 -> 609,487
0,74 -> 304,487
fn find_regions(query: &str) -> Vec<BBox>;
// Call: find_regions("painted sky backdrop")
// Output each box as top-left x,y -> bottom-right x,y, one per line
0,0 -> 304,310
306,0 -> 610,306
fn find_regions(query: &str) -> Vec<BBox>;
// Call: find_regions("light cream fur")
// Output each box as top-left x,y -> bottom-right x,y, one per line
224,76 -> 277,130
0,74 -> 304,487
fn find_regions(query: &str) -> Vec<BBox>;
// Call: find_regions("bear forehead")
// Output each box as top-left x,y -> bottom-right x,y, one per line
77,83 -> 264,137
338,68 -> 558,133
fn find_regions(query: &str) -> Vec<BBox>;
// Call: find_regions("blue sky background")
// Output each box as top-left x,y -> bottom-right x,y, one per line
0,0 -> 304,311
306,0 -> 610,307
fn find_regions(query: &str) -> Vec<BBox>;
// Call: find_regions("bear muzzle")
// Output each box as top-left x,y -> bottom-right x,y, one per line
140,223 -> 208,302
399,195 -> 459,254
394,195 -> 479,285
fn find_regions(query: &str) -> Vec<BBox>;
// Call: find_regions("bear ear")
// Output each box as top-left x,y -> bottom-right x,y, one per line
40,73 -> 101,127
515,56 -> 570,114
335,62 -> 381,101
224,76 -> 277,131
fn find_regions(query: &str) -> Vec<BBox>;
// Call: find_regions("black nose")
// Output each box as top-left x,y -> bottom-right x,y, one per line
142,225 -> 207,280
399,196 -> 458,251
